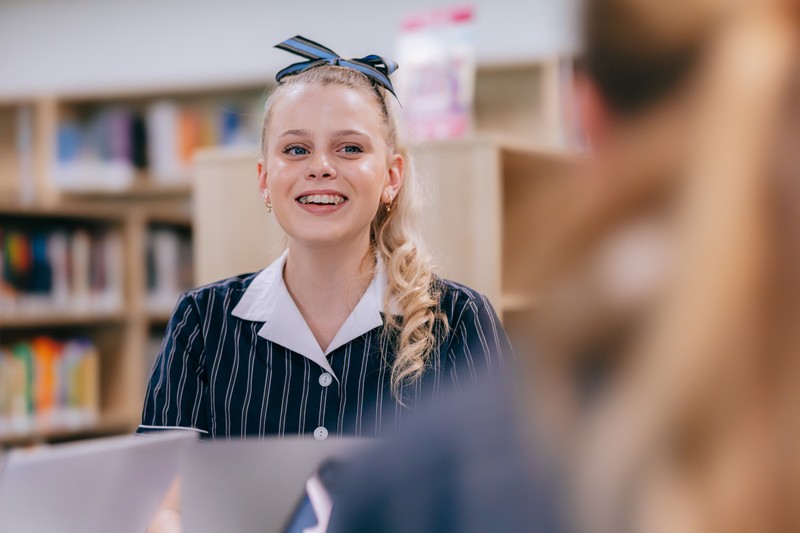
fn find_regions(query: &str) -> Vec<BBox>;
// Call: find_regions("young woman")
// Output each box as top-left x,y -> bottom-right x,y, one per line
138,36 -> 510,441
142,35 -> 511,533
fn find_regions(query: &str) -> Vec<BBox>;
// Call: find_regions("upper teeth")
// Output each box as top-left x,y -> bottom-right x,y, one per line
298,194 -> 345,205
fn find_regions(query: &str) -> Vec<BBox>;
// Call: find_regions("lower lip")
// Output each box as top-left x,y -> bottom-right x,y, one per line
295,200 -> 348,214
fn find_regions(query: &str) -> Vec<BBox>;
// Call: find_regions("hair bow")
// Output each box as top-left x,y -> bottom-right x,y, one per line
274,35 -> 399,99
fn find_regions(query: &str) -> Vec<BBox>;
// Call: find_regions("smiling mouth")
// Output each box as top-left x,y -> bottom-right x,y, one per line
296,194 -> 348,205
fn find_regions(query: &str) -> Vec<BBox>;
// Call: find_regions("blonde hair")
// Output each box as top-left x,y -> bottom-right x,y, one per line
260,65 -> 448,401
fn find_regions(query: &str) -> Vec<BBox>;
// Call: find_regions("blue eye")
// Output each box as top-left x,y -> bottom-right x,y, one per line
342,144 -> 363,154
284,145 -> 308,156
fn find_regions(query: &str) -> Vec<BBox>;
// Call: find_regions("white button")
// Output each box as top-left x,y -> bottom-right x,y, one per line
318,373 -> 333,387
314,427 -> 328,441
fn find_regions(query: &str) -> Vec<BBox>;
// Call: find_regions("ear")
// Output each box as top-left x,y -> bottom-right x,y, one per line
257,159 -> 268,196
574,70 -> 613,153
383,153 -> 404,203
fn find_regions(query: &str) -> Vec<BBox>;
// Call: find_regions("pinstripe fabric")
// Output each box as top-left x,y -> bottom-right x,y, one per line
138,274 -> 511,440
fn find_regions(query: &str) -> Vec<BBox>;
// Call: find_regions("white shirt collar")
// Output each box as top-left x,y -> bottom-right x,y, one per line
231,250 -> 399,381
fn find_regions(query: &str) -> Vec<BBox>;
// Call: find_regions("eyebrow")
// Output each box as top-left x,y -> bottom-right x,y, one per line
277,129 -> 370,139
278,129 -> 311,139
331,129 -> 369,139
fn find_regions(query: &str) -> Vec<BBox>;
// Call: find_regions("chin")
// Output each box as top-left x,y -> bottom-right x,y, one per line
289,229 -> 365,251
280,215 -> 373,250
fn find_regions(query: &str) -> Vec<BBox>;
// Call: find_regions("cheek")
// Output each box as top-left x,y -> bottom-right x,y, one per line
353,160 -> 388,193
265,160 -> 294,191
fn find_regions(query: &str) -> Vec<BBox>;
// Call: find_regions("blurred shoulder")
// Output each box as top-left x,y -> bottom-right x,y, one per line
328,382 -> 567,533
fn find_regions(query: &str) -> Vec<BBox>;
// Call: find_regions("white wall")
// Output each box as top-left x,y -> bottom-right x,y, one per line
0,0 -> 579,98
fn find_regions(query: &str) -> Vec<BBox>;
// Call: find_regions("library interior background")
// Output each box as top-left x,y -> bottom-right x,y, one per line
0,1 -> 578,447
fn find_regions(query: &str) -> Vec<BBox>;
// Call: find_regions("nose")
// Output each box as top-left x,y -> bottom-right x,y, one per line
306,151 -> 337,180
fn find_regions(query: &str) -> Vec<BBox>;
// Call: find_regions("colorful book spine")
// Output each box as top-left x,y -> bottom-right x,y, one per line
0,225 -> 124,316
146,226 -> 193,313
54,96 -> 262,190
0,337 -> 100,436
55,107 -> 136,191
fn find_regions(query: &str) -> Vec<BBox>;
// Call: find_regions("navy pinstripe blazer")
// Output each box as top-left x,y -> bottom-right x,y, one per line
138,266 -> 511,440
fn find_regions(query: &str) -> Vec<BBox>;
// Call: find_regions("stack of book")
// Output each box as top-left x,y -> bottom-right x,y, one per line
0,225 -> 123,316
145,226 -> 193,315
0,106 -> 35,204
55,98 -> 261,191
0,336 -> 100,436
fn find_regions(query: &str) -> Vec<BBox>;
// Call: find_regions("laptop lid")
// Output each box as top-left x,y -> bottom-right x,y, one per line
182,438 -> 363,533
0,430 -> 196,533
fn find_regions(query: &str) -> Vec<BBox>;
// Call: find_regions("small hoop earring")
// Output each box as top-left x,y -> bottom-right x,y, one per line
384,191 -> 394,214
264,195 -> 273,213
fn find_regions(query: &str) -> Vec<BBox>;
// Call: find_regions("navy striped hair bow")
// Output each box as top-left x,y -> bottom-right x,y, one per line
275,35 -> 399,99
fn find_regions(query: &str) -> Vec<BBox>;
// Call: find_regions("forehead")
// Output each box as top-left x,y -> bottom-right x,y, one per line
268,83 -> 385,138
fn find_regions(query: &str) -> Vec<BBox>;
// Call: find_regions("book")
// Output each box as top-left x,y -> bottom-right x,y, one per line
146,227 -> 192,313
54,95 -> 263,190
0,337 -> 100,436
16,106 -> 35,204
0,108 -> 20,200
0,225 -> 123,316
55,108 -> 135,191
147,100 -> 183,183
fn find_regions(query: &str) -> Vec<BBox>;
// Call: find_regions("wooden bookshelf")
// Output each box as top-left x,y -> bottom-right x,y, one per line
0,201 -> 192,446
61,177 -> 193,200
0,202 -> 127,221
501,293 -> 541,314
145,209 -> 192,228
0,312 -> 127,329
415,136 -> 576,317
0,81 -> 275,448
146,311 -> 174,326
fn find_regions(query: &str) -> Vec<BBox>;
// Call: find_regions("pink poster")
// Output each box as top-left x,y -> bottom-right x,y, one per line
396,5 -> 476,142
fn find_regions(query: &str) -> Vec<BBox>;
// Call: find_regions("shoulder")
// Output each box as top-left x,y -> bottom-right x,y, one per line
164,273 -> 261,335
433,277 -> 498,325
434,277 -> 485,304
166,272 -> 262,326
181,272 -> 260,306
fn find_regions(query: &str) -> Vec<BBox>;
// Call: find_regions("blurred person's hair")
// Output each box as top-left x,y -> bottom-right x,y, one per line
580,0 -> 721,115
527,1 -> 800,532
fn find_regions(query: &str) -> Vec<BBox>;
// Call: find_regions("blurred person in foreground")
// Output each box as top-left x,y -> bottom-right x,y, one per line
326,0 -> 800,532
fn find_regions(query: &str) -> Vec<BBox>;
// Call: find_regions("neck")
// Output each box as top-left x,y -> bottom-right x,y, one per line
285,235 -> 374,296
283,234 -> 375,351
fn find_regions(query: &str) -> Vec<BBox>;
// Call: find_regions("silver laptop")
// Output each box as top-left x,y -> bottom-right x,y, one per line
182,438 -> 364,533
0,430 -> 197,533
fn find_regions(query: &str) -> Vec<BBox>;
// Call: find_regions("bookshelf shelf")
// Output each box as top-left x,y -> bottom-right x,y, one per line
0,312 -> 127,329
147,311 -> 174,326
501,293 -> 540,314
60,175 -> 192,200
146,210 -> 193,227
0,203 -> 126,222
